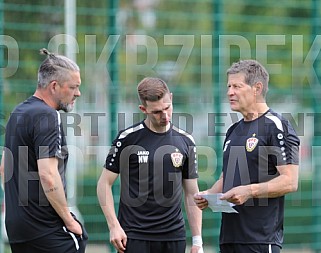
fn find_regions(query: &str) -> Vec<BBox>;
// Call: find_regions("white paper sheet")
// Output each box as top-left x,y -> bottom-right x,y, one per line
198,193 -> 238,213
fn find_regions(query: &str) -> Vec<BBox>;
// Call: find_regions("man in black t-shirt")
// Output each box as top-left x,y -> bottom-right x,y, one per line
0,49 -> 87,253
97,77 -> 203,253
194,60 -> 300,253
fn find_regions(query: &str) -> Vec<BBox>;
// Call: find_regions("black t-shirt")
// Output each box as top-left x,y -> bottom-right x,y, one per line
4,96 -> 68,243
104,121 -> 198,241
220,109 -> 300,246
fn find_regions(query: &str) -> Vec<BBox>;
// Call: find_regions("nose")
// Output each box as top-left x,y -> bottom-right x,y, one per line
227,87 -> 234,96
75,88 -> 81,97
161,111 -> 170,121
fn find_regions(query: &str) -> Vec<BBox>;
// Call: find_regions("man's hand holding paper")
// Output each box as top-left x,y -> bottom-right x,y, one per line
196,193 -> 238,213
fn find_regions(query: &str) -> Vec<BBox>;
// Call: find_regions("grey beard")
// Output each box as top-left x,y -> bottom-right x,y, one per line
58,101 -> 74,112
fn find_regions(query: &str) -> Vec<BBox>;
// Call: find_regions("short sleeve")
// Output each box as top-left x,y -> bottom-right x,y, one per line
104,132 -> 123,174
182,142 -> 198,179
269,118 -> 300,166
34,111 -> 61,160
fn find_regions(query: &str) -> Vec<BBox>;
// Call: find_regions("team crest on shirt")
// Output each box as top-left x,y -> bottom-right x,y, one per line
246,133 -> 259,152
171,149 -> 183,168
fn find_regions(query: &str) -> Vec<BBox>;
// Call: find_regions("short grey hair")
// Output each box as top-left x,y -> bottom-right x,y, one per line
37,48 -> 80,88
227,59 -> 269,98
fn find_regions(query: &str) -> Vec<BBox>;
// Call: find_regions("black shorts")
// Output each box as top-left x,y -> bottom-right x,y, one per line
124,238 -> 186,253
220,243 -> 281,253
9,224 -> 88,253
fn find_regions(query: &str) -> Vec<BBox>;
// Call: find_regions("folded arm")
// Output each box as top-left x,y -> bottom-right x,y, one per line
221,164 -> 299,205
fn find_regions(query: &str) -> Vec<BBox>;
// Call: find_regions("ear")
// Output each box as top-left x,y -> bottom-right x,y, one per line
139,105 -> 147,114
49,80 -> 58,94
254,82 -> 263,96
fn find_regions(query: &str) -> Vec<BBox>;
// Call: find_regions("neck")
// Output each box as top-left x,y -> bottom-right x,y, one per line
33,89 -> 56,109
144,119 -> 170,133
243,103 -> 269,121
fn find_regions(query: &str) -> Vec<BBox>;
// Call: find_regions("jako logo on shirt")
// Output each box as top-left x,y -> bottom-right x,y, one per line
137,150 -> 149,163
